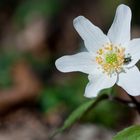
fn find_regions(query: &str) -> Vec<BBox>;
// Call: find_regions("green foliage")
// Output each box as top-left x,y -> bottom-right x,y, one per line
0,50 -> 21,88
38,74 -> 88,113
57,99 -> 96,132
52,94 -> 108,136
113,125 -> 140,140
14,0 -> 62,27
82,100 -> 129,128
39,76 -> 127,130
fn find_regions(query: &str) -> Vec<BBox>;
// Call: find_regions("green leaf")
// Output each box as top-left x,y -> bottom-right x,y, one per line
51,94 -> 108,137
113,125 -> 140,140
59,100 -> 94,131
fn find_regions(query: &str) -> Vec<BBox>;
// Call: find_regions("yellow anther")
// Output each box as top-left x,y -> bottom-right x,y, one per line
95,43 -> 125,76
97,49 -> 104,55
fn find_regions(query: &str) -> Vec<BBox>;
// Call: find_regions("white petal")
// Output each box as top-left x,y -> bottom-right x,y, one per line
117,66 -> 140,96
107,4 -> 131,46
84,73 -> 117,98
55,52 -> 98,74
73,16 -> 110,52
125,39 -> 140,67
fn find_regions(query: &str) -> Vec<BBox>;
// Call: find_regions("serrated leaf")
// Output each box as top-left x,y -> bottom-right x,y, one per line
113,125 -> 140,140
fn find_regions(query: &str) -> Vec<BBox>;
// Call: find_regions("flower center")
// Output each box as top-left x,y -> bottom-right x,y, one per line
105,53 -> 117,64
96,43 -> 125,76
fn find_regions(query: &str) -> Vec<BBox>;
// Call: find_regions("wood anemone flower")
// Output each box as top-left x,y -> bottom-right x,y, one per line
55,4 -> 140,98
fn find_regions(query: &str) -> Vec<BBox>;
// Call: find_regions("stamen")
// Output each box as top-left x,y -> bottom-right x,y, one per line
96,43 -> 125,76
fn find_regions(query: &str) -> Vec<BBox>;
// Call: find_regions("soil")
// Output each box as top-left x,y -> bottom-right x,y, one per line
0,108 -> 115,140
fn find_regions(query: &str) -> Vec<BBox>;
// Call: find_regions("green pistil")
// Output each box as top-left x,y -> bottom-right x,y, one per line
105,53 -> 117,64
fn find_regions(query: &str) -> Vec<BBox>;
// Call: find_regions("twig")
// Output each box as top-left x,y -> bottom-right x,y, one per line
128,95 -> 140,115
113,97 -> 136,108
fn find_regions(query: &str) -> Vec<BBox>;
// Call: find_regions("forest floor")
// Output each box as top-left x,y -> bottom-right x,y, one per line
0,107 -> 115,140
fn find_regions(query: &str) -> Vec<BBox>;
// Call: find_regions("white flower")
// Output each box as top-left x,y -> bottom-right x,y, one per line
55,4 -> 140,98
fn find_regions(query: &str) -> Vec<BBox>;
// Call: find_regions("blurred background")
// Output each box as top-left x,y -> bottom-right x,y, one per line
0,0 -> 140,140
